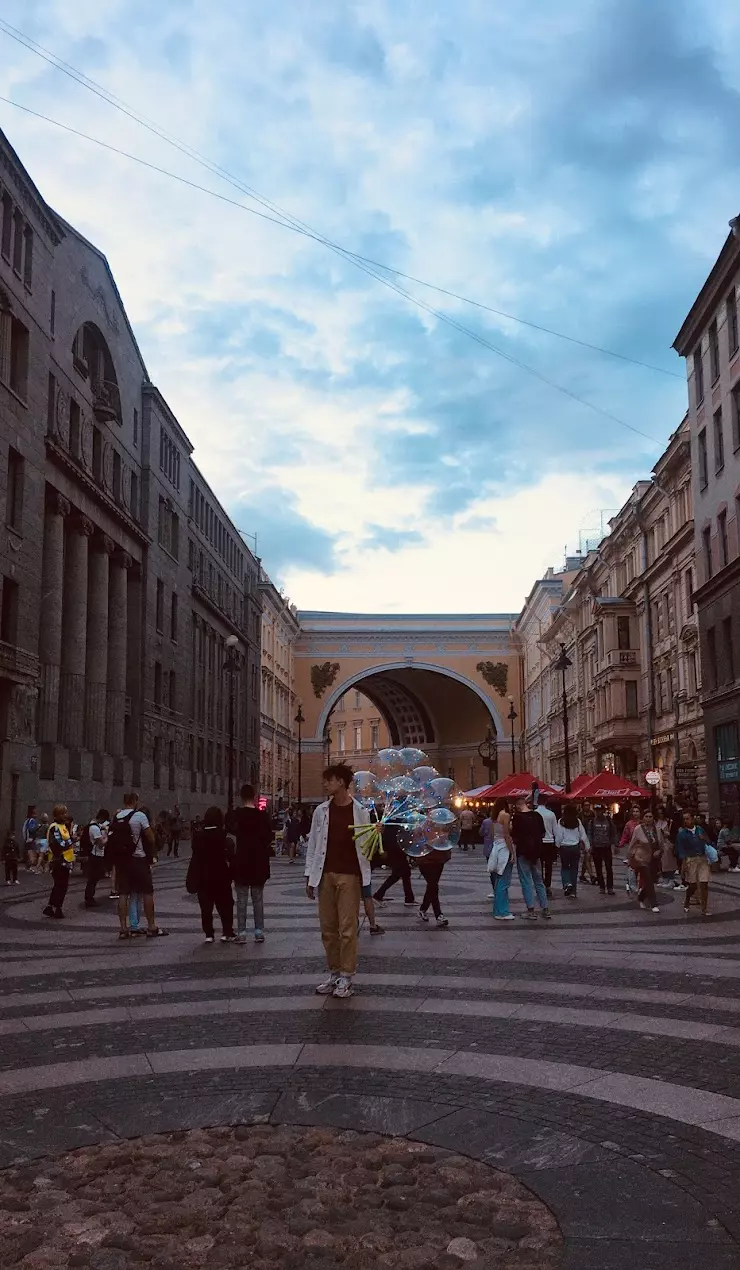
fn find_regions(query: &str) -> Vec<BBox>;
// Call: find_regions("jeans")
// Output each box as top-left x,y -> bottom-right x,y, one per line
128,893 -> 143,930
492,857 -> 513,916
199,882 -> 235,938
418,856 -> 446,917
592,846 -> 613,892
560,847 -> 581,894
374,847 -> 415,903
516,856 -> 548,910
84,855 -> 107,904
236,884 -> 264,933
49,863 -> 70,911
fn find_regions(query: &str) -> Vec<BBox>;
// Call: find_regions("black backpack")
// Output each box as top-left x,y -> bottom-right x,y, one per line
79,823 -> 95,857
107,811 -> 137,863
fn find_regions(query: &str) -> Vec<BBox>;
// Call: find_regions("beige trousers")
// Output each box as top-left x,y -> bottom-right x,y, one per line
318,871 -> 361,975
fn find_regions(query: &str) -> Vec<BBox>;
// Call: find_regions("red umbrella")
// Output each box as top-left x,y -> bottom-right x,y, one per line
484,772 -> 559,800
568,770 -> 646,801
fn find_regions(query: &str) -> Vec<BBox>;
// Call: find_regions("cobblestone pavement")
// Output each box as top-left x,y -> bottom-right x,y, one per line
4,852 -> 740,1269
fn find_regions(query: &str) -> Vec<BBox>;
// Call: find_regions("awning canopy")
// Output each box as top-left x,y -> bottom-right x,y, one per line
481,772 -> 559,800
567,770 -> 647,801
463,785 -> 499,799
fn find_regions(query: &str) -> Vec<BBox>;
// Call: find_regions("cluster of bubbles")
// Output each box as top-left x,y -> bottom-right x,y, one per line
353,747 -> 462,858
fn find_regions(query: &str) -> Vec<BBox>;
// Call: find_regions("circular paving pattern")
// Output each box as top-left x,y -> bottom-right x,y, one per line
0,1125 -> 562,1270
5,853 -> 740,1269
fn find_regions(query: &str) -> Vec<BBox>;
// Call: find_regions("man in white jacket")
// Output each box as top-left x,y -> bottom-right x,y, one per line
305,763 -> 372,999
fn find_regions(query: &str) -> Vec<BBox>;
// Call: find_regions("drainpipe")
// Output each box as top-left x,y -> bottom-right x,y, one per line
639,525 -> 657,809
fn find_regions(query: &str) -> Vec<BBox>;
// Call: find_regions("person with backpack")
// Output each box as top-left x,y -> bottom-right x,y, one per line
83,810 -> 110,908
22,805 -> 39,872
108,792 -> 168,939
42,804 -> 75,918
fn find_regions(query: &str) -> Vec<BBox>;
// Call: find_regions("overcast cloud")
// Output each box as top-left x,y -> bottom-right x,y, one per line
1,0 -> 738,611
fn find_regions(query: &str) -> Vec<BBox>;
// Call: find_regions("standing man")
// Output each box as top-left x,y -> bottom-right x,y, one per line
109,792 -> 168,938
305,763 -> 372,999
588,805 -> 617,895
229,783 -> 273,943
22,805 -> 39,872
458,804 -> 476,851
511,797 -> 550,920
284,807 -> 302,863
535,798 -> 558,898
42,804 -> 75,919
84,808 -> 110,908
168,805 -> 183,858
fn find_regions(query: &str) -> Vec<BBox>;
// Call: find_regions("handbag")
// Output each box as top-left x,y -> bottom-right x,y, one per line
705,844 -> 719,865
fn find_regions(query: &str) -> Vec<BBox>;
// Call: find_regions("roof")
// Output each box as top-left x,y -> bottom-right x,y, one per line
673,224 -> 740,355
0,126 -> 64,245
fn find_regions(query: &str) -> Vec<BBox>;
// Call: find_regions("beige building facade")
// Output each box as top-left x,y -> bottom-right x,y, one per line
327,687 -> 390,771
520,420 -> 705,808
259,571 -> 300,811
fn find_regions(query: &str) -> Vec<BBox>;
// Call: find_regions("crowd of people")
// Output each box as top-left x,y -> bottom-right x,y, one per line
480,795 -> 734,920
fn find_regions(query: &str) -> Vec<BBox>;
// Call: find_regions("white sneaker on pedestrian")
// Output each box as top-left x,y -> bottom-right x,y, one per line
315,973 -> 340,995
404,901 -> 417,908
651,906 -> 660,913
436,914 -> 449,927
418,908 -> 429,922
494,914 -> 516,921
204,936 -> 214,944
333,975 -> 355,999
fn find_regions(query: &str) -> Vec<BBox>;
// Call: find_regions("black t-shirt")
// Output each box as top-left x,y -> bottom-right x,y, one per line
229,806 -> 273,887
511,811 -> 545,861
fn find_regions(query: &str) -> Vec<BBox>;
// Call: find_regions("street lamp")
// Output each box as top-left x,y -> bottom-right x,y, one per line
295,703 -> 305,805
324,725 -> 332,765
477,727 -> 499,787
554,642 -> 573,793
224,633 -> 240,811
507,698 -> 518,774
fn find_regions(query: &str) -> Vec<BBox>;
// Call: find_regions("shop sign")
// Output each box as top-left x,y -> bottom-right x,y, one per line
651,733 -> 673,747
719,759 -> 740,783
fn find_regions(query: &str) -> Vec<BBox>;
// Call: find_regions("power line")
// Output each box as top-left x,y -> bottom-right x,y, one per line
0,17 -> 682,382
0,94 -> 661,445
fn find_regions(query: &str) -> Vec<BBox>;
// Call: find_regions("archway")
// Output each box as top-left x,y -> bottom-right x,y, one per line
72,320 -> 122,424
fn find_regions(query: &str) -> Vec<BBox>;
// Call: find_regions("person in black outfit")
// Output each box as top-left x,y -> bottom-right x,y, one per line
374,824 -> 416,906
228,783 -> 273,943
186,805 -> 235,943
3,831 -> 20,884
418,848 -> 451,927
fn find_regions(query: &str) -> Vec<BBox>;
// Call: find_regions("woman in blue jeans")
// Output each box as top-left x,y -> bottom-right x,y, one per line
555,803 -> 589,897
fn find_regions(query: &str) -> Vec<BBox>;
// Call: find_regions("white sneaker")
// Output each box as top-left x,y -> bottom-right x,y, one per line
436,914 -> 449,927
673,883 -> 687,890
493,914 -> 516,921
651,906 -> 660,913
333,975 -> 355,999
418,908 -> 429,922
404,901 -> 416,908
204,936 -> 214,944
315,974 -> 340,995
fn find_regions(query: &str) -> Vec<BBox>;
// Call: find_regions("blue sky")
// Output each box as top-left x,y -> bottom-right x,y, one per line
2,0 -> 739,611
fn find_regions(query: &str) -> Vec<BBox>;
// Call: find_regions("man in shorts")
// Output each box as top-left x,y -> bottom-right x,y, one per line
112,792 -> 168,939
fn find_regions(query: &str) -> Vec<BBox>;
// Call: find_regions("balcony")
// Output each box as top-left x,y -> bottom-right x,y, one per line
592,715 -> 642,747
596,648 -> 639,676
92,380 -> 122,425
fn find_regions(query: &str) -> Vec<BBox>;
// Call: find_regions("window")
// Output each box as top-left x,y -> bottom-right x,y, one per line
69,399 -> 81,459
665,589 -> 674,634
688,650 -> 698,697
170,592 -> 178,642
728,289 -> 739,357
693,346 -> 704,404
7,318 -> 29,399
716,721 -> 739,763
0,192 -> 11,259
112,449 -> 122,503
714,407 -> 725,471
354,690 -> 362,708
169,670 -> 177,711
684,568 -> 694,619
706,627 -> 718,691
719,509 -> 729,568
337,726 -> 346,753
371,722 -> 379,749
22,226 -> 32,288
171,512 -> 179,560
50,289 -> 55,338
12,210 -> 23,274
666,667 -> 674,711
654,672 -> 664,716
703,526 -> 713,580
133,408 -> 139,447
354,724 -> 362,751
0,576 -> 18,644
709,319 -> 720,382
698,428 -> 708,488
625,681 -> 638,718
5,447 -> 23,531
155,579 -> 164,632
722,618 -> 735,683
154,661 -> 162,706
733,384 -> 740,452
617,615 -> 630,650
130,471 -> 139,521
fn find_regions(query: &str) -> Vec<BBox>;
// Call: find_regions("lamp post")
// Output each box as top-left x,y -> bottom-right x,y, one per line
507,698 -> 518,774
554,642 -> 573,793
224,634 -> 240,811
324,725 -> 332,766
295,703 -> 304,806
477,727 -> 499,788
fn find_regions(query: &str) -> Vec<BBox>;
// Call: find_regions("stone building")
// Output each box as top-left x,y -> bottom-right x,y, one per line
674,220 -> 740,822
258,569 -> 300,811
521,419 -> 705,807
0,127 -> 260,831
327,686 -> 390,772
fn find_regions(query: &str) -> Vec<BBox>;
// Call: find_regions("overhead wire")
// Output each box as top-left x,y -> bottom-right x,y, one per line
0,17 -> 683,382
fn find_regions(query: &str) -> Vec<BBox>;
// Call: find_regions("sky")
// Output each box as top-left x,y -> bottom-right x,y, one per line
1,0 -> 739,613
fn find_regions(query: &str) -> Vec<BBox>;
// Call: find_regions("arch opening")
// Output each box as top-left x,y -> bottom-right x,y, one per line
72,321 -> 122,425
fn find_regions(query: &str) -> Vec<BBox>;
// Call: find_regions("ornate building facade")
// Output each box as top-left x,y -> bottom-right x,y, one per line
259,570 -> 300,811
327,687 -> 390,771
674,221 -> 740,822
0,127 -> 261,830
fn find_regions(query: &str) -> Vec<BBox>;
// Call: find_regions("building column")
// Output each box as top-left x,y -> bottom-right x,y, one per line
85,534 -> 114,753
38,490 -> 70,743
60,514 -> 94,749
106,549 -> 131,757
